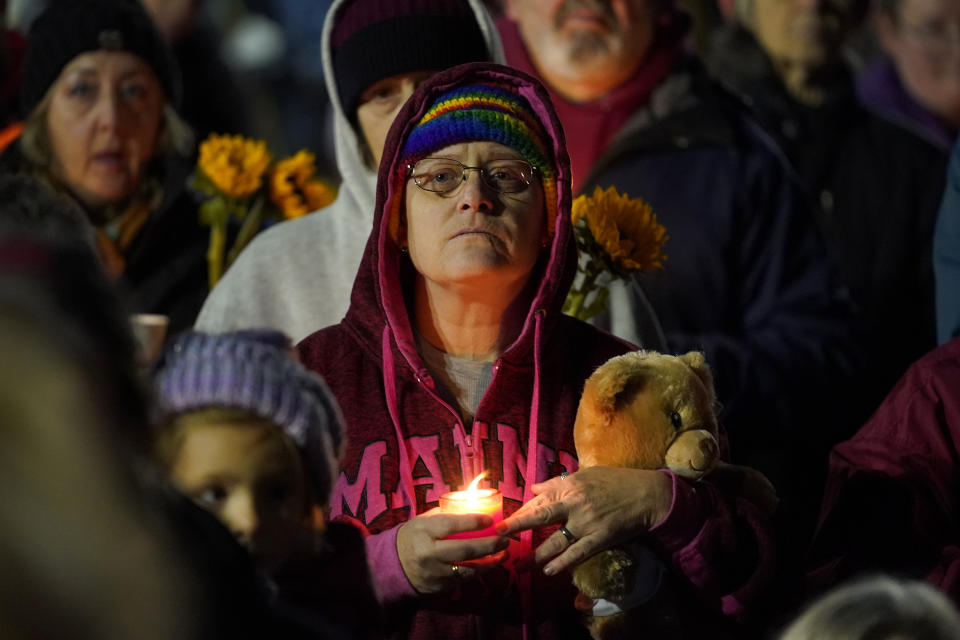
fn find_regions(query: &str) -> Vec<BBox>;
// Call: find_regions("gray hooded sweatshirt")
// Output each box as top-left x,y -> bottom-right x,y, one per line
195,0 -> 504,342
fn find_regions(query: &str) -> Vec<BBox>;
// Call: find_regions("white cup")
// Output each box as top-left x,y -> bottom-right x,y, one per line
130,313 -> 169,368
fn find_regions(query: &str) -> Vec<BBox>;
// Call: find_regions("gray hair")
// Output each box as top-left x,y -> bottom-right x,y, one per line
779,576 -> 960,640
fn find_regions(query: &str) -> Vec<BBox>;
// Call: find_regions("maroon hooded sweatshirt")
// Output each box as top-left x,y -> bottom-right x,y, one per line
298,63 -> 774,640
809,337 -> 960,602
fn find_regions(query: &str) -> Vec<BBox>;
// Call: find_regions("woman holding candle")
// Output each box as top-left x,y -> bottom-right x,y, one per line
297,62 -> 775,639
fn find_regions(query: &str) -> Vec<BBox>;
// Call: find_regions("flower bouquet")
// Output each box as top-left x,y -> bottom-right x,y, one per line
193,134 -> 337,288
563,185 -> 667,321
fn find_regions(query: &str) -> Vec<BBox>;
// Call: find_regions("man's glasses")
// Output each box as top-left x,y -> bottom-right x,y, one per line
407,158 -> 537,194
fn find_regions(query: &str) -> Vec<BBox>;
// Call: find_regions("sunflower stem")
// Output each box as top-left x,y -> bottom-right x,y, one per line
226,196 -> 266,267
201,197 -> 229,289
207,220 -> 226,289
564,258 -> 605,321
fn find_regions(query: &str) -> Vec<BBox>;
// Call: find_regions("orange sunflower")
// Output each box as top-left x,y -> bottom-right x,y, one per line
270,150 -> 336,219
198,134 -> 272,199
572,185 -> 667,272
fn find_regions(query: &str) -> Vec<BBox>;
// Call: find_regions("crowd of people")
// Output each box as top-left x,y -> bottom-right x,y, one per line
3,0 -> 960,638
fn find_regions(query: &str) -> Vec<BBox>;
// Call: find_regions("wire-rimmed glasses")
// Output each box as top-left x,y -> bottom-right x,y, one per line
407,157 -> 537,194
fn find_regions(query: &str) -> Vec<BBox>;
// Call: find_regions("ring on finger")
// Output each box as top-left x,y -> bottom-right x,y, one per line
559,471 -> 570,480
559,525 -> 577,544
451,563 -> 463,579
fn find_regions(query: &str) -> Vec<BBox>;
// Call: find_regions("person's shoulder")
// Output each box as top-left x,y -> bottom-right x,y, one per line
657,61 -> 790,165
0,138 -> 27,175
831,338 -> 960,471
297,323 -> 359,368
853,338 -> 960,439
220,197 -> 356,282
250,198 -> 351,249
556,314 -> 633,365
906,337 -> 960,387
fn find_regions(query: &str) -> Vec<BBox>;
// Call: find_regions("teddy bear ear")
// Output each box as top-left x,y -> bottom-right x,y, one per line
585,351 -> 650,415
678,351 -> 715,395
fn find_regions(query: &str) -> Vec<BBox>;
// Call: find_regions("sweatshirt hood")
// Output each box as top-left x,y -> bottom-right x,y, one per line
320,0 -> 505,224
343,67 -> 577,632
344,62 -> 576,371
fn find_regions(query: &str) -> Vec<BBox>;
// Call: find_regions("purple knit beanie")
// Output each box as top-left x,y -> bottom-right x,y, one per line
330,0 -> 489,117
154,330 -> 345,504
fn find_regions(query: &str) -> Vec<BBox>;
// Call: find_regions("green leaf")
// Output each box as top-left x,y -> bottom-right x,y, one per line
191,170 -> 220,197
198,197 -> 228,227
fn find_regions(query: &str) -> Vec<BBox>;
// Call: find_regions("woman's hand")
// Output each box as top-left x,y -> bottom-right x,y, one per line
396,509 -> 511,595
495,467 -> 673,576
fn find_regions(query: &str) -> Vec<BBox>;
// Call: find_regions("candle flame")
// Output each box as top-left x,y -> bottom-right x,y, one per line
466,471 -> 487,492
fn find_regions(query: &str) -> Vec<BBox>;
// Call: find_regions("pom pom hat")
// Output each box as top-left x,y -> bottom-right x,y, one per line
389,81 -> 559,244
154,330 -> 346,504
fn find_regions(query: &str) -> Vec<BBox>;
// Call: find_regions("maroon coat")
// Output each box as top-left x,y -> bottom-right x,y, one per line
809,337 -> 960,601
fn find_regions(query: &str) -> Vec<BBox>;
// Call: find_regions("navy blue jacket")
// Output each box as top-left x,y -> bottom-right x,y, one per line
587,62 -> 857,492
708,27 -> 946,423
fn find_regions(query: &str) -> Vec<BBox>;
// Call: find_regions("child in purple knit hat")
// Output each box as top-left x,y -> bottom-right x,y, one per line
154,329 -> 344,569
152,329 -> 378,635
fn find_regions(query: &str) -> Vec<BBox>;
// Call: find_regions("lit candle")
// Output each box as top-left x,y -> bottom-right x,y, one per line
439,471 -> 504,539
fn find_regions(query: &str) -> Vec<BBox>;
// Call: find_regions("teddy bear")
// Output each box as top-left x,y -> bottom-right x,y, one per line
569,349 -> 722,640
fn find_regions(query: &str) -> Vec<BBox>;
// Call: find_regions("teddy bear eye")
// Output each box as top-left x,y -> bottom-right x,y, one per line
668,411 -> 682,429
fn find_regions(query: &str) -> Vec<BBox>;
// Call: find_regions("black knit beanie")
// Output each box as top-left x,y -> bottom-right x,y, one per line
20,0 -> 181,116
331,0 -> 489,118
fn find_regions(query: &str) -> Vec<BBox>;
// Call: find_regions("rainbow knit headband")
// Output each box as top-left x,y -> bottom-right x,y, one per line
389,82 -> 558,244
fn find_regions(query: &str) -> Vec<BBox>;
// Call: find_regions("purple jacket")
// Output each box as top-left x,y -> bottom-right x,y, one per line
857,58 -> 956,152
809,337 -> 960,602
298,63 -> 775,640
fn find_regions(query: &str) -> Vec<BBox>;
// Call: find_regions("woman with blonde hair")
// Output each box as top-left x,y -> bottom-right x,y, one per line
2,0 -> 207,333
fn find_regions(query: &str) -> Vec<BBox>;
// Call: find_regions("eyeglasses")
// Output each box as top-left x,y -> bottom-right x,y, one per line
407,158 -> 537,194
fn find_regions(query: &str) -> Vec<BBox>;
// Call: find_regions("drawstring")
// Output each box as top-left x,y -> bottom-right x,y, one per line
520,309 -> 546,640
385,309 -> 546,639
382,325 -> 418,513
